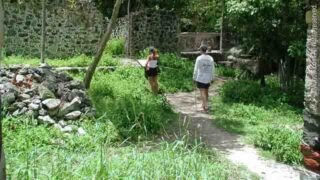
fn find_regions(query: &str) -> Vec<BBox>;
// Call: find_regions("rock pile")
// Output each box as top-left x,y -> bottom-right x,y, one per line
0,65 -> 95,134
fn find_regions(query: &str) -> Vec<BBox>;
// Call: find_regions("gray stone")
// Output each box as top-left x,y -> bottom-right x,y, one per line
65,111 -> 81,120
28,103 -> 40,111
18,93 -> 31,100
32,98 -> 41,104
38,85 -> 55,99
53,123 -> 63,131
58,120 -> 66,127
68,89 -> 89,105
20,107 -> 28,114
42,99 -> 61,110
24,88 -> 36,95
58,97 -> 81,117
65,80 -> 84,89
22,99 -> 32,104
12,109 -> 20,116
39,108 -> 47,116
38,115 -> 55,125
19,68 -> 29,75
2,92 -> 16,105
25,109 -> 38,118
48,108 -> 59,117
15,74 -> 24,83
303,111 -> 320,148
61,125 -> 73,133
32,73 -> 42,82
77,127 -> 86,136
12,102 -> 26,109
4,82 -> 19,95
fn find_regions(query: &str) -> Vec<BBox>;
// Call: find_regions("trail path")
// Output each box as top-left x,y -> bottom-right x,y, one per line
166,76 -> 317,180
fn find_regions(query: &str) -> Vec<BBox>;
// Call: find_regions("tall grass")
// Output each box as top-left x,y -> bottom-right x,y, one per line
89,67 -> 176,138
4,116 -> 257,179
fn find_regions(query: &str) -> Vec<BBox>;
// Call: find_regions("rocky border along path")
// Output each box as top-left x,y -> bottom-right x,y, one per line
166,76 -> 319,180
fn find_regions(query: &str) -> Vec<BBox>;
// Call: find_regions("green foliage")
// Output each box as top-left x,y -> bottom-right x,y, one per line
221,80 -> 262,104
3,54 -> 120,67
89,67 -> 176,138
105,38 -> 125,56
158,54 -> 195,93
253,126 -> 302,165
216,65 -> 240,78
221,76 -> 304,108
226,0 -> 307,61
212,76 -> 303,165
180,0 -> 223,32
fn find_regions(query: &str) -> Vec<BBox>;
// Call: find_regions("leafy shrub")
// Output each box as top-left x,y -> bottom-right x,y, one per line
216,65 -> 239,78
221,76 -> 304,109
221,80 -> 262,104
105,38 -> 125,56
158,53 -> 195,93
253,126 -> 302,165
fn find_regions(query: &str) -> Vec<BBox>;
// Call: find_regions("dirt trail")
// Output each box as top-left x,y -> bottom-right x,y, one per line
166,77 -> 317,180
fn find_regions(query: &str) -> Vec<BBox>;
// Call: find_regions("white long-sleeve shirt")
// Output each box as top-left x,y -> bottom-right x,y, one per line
193,54 -> 214,84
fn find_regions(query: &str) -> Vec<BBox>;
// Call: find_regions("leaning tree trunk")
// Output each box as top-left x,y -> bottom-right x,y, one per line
301,2 -> 320,174
0,0 -> 6,179
40,0 -> 46,64
219,0 -> 224,52
84,0 -> 122,89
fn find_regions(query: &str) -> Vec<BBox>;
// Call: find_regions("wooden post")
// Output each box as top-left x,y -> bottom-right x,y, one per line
0,0 -> 6,178
219,0 -> 224,52
40,0 -> 46,64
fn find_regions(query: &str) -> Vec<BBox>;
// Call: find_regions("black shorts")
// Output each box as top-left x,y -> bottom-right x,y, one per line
196,81 -> 210,89
145,67 -> 158,77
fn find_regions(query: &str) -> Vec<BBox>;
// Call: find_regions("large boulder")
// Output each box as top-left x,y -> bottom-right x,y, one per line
42,99 -> 61,110
38,85 -> 55,99
58,97 -> 81,117
65,111 -> 82,120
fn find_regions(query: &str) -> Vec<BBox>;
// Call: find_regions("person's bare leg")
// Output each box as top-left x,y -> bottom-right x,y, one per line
148,78 -> 153,93
199,88 -> 206,110
204,88 -> 209,110
153,76 -> 159,94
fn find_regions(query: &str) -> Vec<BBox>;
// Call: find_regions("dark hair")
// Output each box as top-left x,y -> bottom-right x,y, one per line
200,46 -> 208,53
149,47 -> 155,53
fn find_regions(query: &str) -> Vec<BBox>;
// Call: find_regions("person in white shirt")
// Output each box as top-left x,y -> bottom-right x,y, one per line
193,44 -> 214,112
145,47 -> 159,95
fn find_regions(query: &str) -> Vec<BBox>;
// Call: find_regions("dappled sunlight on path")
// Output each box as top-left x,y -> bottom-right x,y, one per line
166,76 -> 316,180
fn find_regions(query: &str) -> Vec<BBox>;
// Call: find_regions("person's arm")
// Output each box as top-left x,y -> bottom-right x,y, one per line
193,58 -> 199,81
146,55 -> 150,70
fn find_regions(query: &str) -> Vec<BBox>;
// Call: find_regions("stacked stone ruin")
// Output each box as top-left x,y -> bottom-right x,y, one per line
126,9 -> 180,56
301,2 -> 320,174
0,65 -> 95,135
4,0 -> 127,58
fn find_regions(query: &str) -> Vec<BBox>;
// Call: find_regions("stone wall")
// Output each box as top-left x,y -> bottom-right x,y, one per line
178,32 -> 220,52
127,9 -> 180,56
4,0 -> 127,58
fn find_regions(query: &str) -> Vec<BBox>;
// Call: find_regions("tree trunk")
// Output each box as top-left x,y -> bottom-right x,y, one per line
40,0 -> 46,64
84,0 -> 122,89
0,0 -> 6,179
220,0 -> 224,52
301,3 -> 320,174
126,0 -> 131,58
